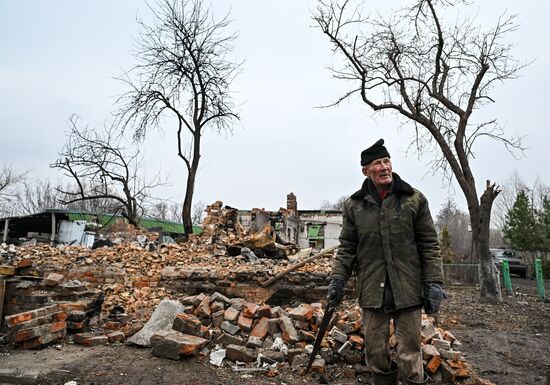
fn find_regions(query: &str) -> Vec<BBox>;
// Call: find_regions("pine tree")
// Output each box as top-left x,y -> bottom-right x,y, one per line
502,190 -> 539,251
537,196 -> 550,252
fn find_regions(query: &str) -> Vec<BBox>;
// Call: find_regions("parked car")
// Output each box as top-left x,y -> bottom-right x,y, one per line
490,248 -> 528,278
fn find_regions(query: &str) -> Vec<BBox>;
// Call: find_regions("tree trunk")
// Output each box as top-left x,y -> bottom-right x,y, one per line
181,133 -> 201,240
468,182 -> 502,302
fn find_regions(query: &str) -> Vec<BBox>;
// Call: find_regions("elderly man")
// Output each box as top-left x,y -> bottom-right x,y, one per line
328,139 -> 445,385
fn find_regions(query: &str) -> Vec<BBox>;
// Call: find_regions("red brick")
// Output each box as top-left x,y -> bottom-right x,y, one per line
104,321 -> 124,330
278,316 -> 300,343
20,329 -> 66,349
5,305 -> 59,327
52,312 -> 68,322
107,331 -> 125,343
74,333 -> 109,347
256,304 -> 272,319
193,295 -> 211,319
242,302 -> 259,318
16,260 -> 34,268
289,304 -> 314,322
57,302 -> 87,312
348,334 -> 364,349
15,321 -> 66,342
250,317 -> 269,340
44,273 -> 64,286
224,307 -> 240,322
426,355 -> 443,374
173,313 -> 202,335
151,331 -> 208,359
237,314 -> 253,332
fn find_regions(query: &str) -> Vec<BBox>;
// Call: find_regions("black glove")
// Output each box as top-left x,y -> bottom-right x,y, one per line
423,282 -> 448,314
327,278 -> 345,308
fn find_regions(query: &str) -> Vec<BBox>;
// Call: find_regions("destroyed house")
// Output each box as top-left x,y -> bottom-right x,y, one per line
0,208 -> 199,246
237,193 -> 343,251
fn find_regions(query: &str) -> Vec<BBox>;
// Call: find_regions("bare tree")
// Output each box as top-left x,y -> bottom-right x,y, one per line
319,195 -> 349,211
314,0 -> 526,301
116,0 -> 241,238
0,163 -> 26,216
13,179 -> 62,216
51,115 -> 164,226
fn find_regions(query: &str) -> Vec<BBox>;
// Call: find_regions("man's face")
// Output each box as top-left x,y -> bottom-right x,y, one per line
362,157 -> 393,187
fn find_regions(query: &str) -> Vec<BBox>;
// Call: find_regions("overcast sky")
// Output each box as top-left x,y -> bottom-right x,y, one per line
1,0 -> 548,217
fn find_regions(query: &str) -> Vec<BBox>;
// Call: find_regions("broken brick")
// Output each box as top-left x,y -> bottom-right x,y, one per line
224,307 -> 240,323
289,304 -> 314,322
242,302 -> 259,318
151,331 -> 208,360
277,316 -> 299,343
193,295 -> 211,319
107,331 -> 125,343
426,355 -> 443,374
225,344 -> 258,363
250,317 -> 270,340
5,305 -> 59,327
44,273 -> 64,286
172,313 -> 202,336
237,314 -> 253,332
256,304 -> 272,319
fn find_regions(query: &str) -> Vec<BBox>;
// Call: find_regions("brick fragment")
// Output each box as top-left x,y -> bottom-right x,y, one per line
173,313 -> 202,336
267,319 -> 280,335
256,304 -> 272,319
209,291 -> 231,305
422,343 -> 440,359
293,320 -> 310,330
212,310 -> 225,328
20,329 -> 66,349
224,307 -> 240,322
330,327 -> 348,344
260,349 -> 285,363
242,302 -> 259,318
426,355 -> 443,374
44,273 -> 64,286
246,336 -> 263,348
193,295 -> 211,319
250,317 -> 269,340
348,334 -> 364,349
237,314 -> 253,332
221,321 -> 240,335
215,332 -> 244,346
74,333 -> 109,347
299,330 -> 315,343
225,344 -> 257,363
311,357 -> 326,373
107,331 -> 125,343
432,338 -> 451,351
151,331 -> 208,360
16,259 -> 34,268
289,304 -> 314,322
5,305 -> 59,327
15,321 -> 66,342
278,316 -> 300,343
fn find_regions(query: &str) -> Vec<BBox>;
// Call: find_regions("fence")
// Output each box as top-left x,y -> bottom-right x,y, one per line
443,263 -> 480,285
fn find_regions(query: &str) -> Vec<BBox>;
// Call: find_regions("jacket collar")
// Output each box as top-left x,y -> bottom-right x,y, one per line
350,172 -> 414,200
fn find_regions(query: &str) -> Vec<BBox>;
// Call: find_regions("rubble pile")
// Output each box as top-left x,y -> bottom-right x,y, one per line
141,292 -> 473,383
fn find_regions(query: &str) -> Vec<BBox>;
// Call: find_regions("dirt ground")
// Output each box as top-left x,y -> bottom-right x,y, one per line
1,284 -> 549,385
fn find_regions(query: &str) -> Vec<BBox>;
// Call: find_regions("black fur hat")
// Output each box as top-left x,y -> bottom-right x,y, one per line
360,139 -> 390,166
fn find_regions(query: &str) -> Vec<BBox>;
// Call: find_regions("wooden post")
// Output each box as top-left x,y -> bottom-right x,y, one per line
2,219 -> 8,243
50,212 -> 56,244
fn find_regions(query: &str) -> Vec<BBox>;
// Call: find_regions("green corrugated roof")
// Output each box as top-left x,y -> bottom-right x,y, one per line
63,212 -> 201,235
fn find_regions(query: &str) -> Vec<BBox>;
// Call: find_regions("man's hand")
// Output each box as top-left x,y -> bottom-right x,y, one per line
327,278 -> 345,308
423,282 -> 448,314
